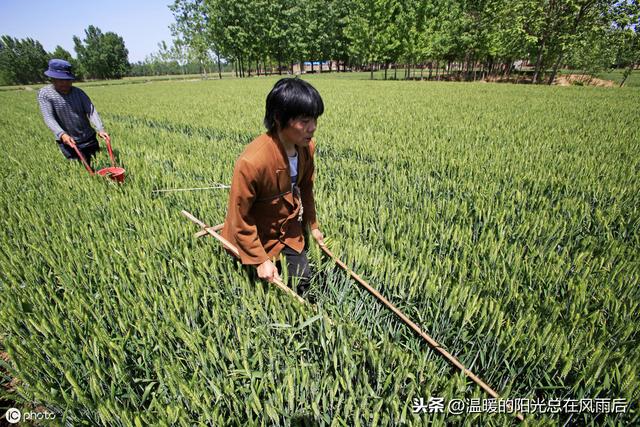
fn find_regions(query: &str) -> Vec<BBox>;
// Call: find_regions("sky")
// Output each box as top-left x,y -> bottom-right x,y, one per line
0,0 -> 175,62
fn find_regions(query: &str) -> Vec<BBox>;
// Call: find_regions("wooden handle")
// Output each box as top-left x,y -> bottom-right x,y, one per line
181,211 -> 305,304
314,237 -> 524,422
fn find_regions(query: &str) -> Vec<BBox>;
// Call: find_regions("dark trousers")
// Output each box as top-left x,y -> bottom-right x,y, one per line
280,246 -> 312,296
58,135 -> 100,165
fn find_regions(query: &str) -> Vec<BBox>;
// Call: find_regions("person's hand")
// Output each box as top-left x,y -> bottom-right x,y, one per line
311,228 -> 325,246
257,259 -> 280,283
97,131 -> 110,144
60,133 -> 76,147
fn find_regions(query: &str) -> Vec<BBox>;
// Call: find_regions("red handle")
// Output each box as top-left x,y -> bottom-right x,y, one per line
104,135 -> 116,167
69,142 -> 94,175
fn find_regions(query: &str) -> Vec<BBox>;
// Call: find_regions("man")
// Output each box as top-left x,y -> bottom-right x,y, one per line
222,78 -> 325,295
38,59 -> 110,164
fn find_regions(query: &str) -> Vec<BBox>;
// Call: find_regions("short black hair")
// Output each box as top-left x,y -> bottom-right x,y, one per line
264,78 -> 324,133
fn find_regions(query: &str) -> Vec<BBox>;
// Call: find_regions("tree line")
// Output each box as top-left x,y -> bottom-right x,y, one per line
170,0 -> 640,85
2,2 -> 638,86
0,26 -> 129,85
128,40 -> 235,77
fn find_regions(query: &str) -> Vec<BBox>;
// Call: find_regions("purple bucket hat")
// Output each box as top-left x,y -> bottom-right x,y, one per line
44,59 -> 76,80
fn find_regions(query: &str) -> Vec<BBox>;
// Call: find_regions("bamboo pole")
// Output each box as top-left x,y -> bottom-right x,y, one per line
194,224 -> 224,238
182,210 -> 523,421
313,237 -> 525,422
181,210 -> 305,304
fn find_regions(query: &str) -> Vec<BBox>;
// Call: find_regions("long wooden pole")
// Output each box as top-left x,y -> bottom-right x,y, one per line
181,211 -> 523,421
313,238 -> 525,422
181,210 -> 305,304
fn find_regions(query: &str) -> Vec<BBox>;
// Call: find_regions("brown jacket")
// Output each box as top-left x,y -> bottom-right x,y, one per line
221,132 -> 319,265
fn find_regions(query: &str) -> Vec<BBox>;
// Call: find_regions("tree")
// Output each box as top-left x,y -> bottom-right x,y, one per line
346,0 -> 402,79
171,0 -> 219,77
50,45 -> 72,62
73,26 -> 130,79
165,0 -> 637,84
0,36 -> 49,85
612,0 -> 640,87
545,0 -> 613,84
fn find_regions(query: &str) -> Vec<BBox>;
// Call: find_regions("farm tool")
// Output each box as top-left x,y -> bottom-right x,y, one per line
181,210 -> 304,304
69,136 -> 125,183
182,210 -> 524,422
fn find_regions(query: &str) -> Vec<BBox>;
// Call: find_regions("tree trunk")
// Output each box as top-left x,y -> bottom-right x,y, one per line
420,64 -> 424,80
370,62 -> 374,80
532,38 -> 546,84
436,61 -> 440,80
384,63 -> 388,80
548,3 -> 591,86
620,63 -> 635,87
394,64 -> 397,80
217,53 -> 222,79
547,52 -> 564,85
428,62 -> 432,80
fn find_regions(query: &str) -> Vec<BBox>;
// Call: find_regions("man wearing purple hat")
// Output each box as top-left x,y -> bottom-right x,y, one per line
37,59 -> 110,164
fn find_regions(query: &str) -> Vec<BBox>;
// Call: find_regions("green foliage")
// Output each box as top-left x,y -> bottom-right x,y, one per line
50,45 -> 73,62
0,35 -> 49,85
168,0 -> 638,83
73,25 -> 130,80
1,76 -> 639,425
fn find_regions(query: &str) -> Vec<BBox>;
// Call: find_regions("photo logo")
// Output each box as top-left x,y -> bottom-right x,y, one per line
5,408 -> 21,424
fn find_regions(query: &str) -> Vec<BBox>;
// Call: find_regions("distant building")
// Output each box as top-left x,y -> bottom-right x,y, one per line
292,60 -> 343,74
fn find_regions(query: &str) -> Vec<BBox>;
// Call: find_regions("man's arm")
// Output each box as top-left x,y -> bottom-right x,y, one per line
37,91 -> 66,140
79,89 -> 109,142
79,90 -> 105,133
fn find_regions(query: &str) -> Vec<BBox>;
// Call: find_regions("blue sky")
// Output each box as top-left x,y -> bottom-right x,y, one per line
0,0 -> 175,62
